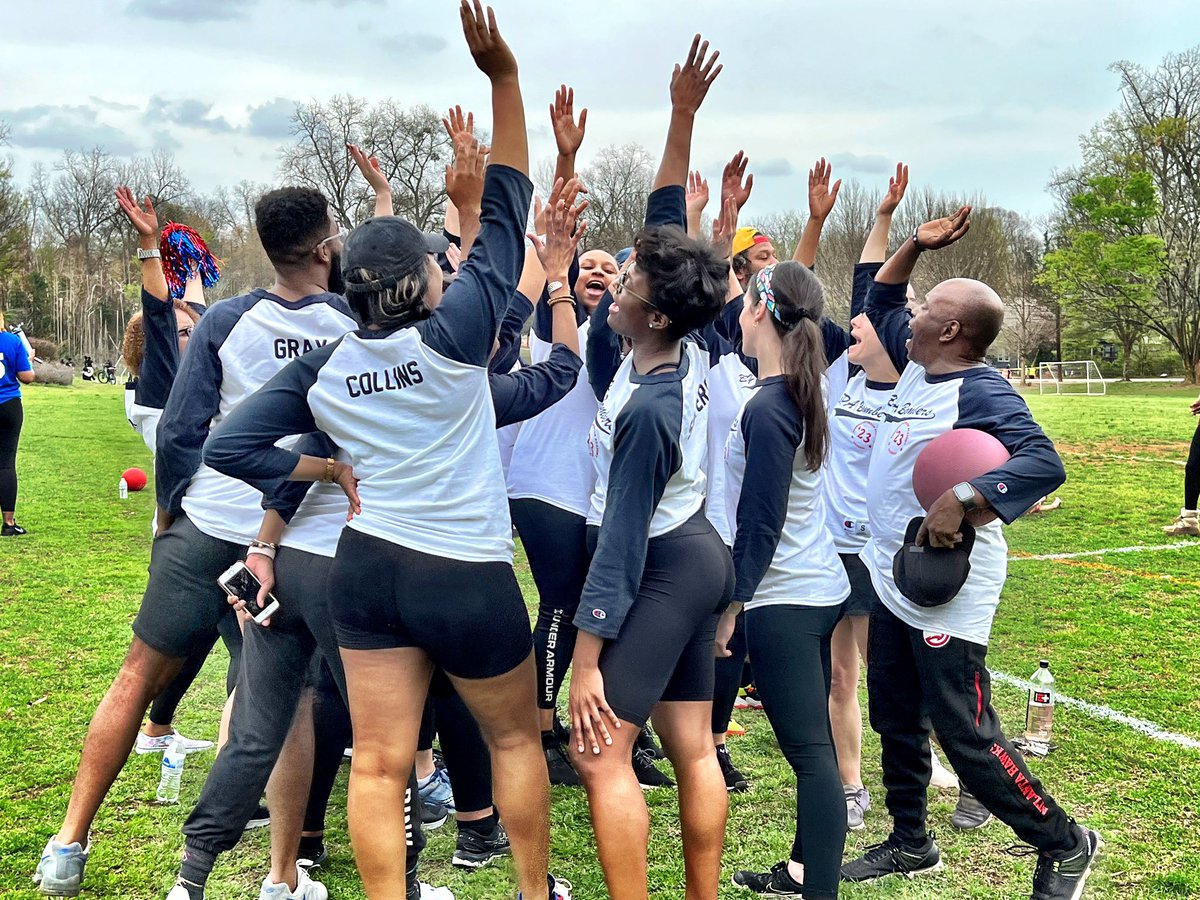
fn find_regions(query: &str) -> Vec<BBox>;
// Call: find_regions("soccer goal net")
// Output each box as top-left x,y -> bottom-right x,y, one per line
1037,360 -> 1107,396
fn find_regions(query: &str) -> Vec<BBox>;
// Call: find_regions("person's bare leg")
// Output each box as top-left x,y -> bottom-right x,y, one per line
265,688 -> 315,890
538,707 -> 555,733
341,647 -> 432,898
572,717 -> 646,900
415,749 -> 436,781
450,653 -> 550,900
652,701 -> 727,900
56,639 -> 184,844
830,615 -> 865,787
217,615 -> 246,751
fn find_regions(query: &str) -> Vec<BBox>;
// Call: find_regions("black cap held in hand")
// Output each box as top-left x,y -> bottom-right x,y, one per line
341,216 -> 450,294
891,517 -> 977,608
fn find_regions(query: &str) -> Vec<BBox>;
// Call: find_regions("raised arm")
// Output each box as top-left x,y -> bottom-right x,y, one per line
444,129 -> 488,256
654,34 -> 722,191
794,158 -> 841,267
685,170 -> 709,237
116,186 -> 168,301
859,162 -> 908,264
550,84 -> 586,186
461,0 -> 527,174
528,177 -> 588,358
347,144 -> 394,218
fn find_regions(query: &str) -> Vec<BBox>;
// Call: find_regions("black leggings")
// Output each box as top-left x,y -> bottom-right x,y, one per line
746,603 -> 845,900
510,498 -> 590,712
1186,419 -> 1200,510
148,610 -> 243,725
417,671 -> 493,813
711,611 -> 746,734
305,656 -> 353,835
0,397 -> 22,512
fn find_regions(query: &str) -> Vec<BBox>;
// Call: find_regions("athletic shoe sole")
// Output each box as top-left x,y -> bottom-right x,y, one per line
1062,832 -> 1104,900
422,812 -> 448,830
849,859 -> 944,884
729,873 -> 803,896
451,850 -> 509,869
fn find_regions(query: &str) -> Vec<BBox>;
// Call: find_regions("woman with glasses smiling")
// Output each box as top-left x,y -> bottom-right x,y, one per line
567,35 -> 734,900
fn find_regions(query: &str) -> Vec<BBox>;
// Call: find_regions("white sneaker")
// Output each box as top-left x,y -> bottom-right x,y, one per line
166,884 -> 199,900
136,731 -> 215,755
258,866 -> 328,900
418,884 -> 455,900
552,876 -> 573,900
929,746 -> 959,791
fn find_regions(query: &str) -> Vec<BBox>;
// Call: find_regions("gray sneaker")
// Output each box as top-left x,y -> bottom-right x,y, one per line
845,784 -> 871,830
34,840 -> 89,897
951,789 -> 994,829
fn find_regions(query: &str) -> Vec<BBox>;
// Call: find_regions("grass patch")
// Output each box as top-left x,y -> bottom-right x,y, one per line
2,382 -> 1198,898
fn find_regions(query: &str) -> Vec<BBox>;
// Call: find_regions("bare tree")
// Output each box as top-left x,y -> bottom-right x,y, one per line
578,142 -> 655,253
279,95 -> 370,228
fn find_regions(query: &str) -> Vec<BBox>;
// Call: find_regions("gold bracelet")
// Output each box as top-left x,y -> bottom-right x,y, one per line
548,293 -> 576,307
248,538 -> 277,550
322,457 -> 336,483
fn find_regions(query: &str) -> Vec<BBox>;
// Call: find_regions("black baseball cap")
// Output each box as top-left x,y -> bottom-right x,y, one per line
341,216 -> 450,295
892,517 -> 977,608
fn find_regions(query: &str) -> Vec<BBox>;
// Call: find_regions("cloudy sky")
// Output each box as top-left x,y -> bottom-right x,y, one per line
3,0 -> 1197,225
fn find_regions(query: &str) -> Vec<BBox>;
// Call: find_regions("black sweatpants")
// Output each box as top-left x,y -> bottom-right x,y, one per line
867,603 -> 1076,853
1186,419 -> 1200,510
182,547 -> 425,867
0,396 -> 23,512
148,611 -> 244,725
510,498 -> 590,712
746,604 -> 845,900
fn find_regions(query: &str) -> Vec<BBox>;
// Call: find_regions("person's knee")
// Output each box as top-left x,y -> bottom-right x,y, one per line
829,660 -> 860,703
119,639 -> 185,702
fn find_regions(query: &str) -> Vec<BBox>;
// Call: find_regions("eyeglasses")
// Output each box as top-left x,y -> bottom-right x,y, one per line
613,269 -> 665,318
177,326 -> 194,339
315,228 -> 349,252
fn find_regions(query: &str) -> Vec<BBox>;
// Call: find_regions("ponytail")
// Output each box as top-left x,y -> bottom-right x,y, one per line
750,261 -> 830,471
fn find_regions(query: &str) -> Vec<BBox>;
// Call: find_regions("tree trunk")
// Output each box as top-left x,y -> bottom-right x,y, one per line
1121,335 -> 1134,381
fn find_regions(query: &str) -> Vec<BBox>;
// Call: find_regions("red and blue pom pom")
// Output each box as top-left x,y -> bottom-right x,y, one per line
159,223 -> 222,300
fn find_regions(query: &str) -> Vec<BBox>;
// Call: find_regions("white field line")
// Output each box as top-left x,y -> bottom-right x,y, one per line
1059,450 -> 1185,467
990,670 -> 1200,750
1009,541 -> 1200,561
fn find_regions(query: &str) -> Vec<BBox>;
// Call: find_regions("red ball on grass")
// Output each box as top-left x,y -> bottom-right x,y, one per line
121,467 -> 148,492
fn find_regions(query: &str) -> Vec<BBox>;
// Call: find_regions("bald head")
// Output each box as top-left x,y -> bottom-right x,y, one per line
928,278 -> 1004,357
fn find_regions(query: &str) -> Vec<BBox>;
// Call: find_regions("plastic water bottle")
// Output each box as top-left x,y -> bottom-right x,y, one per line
1024,659 -> 1055,746
156,737 -> 186,804
118,477 -> 128,500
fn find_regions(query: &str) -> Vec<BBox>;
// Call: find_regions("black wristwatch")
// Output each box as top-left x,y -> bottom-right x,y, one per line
911,227 -> 924,252
952,481 -> 977,510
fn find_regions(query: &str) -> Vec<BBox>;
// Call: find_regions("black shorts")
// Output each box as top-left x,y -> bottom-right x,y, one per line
838,551 -> 879,619
132,515 -> 244,659
329,527 -> 533,681
588,512 -> 734,727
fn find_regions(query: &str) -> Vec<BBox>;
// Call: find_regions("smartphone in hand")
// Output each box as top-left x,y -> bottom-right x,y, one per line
217,560 -> 281,625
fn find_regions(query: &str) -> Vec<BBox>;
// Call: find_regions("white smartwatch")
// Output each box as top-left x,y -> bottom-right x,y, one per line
546,280 -> 565,295
136,248 -> 161,260
952,481 -> 977,510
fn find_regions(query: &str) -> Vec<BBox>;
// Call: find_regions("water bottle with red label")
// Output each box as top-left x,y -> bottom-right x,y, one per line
1024,659 -> 1055,746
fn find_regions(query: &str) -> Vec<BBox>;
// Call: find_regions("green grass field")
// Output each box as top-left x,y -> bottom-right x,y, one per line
2,381 -> 1198,899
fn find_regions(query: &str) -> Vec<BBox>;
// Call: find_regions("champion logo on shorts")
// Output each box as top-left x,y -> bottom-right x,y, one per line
997,482 -> 1008,494
591,608 -> 607,620
923,631 -> 951,648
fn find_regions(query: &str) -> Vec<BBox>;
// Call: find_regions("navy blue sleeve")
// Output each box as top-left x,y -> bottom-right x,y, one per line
821,317 -> 851,366
155,303 -> 240,516
586,289 -> 624,400
576,384 -> 682,639
850,262 -> 882,320
203,342 -> 337,493
954,370 -> 1066,524
261,431 -> 339,523
419,165 -> 534,367
716,295 -> 742,343
731,386 -> 802,603
136,289 -> 182,410
488,291 -> 534,375
489,344 -> 582,428
865,279 -> 913,374
645,184 -> 687,229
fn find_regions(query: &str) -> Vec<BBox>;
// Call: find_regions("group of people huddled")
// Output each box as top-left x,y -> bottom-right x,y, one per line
33,5 -> 1101,900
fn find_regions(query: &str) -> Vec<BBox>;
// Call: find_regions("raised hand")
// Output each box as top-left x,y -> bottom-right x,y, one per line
877,162 -> 909,217
528,177 -> 588,283
532,194 -> 547,236
347,144 -> 391,197
460,0 -> 517,81
115,186 -> 159,237
445,243 -> 462,273
670,34 -> 722,116
686,171 -> 710,216
445,133 -> 488,211
808,157 -> 842,221
710,196 -> 739,260
721,150 -> 753,210
550,85 -> 587,158
442,105 -> 475,145
915,206 -> 972,250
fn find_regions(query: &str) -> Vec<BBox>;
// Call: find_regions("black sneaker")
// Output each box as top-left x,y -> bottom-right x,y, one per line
2,522 -> 27,536
1026,826 -> 1102,900
716,744 -> 749,793
545,739 -> 582,787
951,788 -> 994,829
732,860 -> 805,896
840,835 -> 943,883
633,747 -> 674,789
552,715 -> 571,745
246,804 -> 270,830
636,722 -> 665,759
420,795 -> 449,830
297,839 -> 328,870
452,821 -> 511,869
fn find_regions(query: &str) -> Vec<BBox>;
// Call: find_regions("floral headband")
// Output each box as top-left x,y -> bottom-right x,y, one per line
754,264 -> 812,331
